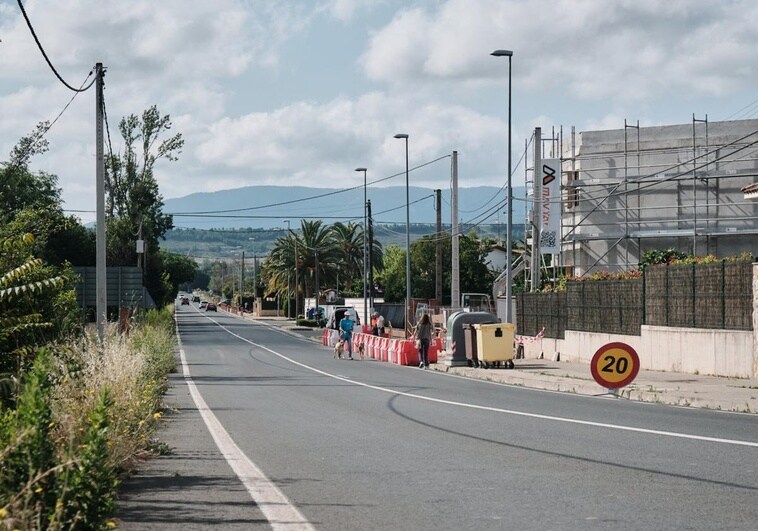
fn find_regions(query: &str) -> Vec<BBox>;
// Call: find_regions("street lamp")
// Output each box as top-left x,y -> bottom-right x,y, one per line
283,220 -> 291,318
285,219 -> 299,319
355,167 -> 368,327
491,49 -> 514,324
393,133 -> 411,336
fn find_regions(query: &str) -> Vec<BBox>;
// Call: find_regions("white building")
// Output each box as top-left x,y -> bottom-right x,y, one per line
558,118 -> 758,276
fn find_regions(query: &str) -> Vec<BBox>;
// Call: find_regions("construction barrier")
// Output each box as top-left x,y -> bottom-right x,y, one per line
324,331 -> 443,367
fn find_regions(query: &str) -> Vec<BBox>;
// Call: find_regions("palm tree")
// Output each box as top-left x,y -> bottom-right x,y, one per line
329,222 -> 363,294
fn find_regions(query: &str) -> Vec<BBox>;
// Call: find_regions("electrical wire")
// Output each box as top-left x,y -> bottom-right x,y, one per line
16,0 -> 96,93
4,70 -> 93,171
166,154 -> 451,216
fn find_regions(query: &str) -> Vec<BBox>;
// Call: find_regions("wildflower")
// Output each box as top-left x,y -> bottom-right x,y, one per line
35,487 -> 43,493
56,500 -> 63,509
106,520 -> 117,528
153,412 -> 162,420
0,507 -> 7,517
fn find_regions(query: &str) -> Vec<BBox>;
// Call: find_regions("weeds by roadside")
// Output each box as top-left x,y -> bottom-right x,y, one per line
0,307 -> 176,529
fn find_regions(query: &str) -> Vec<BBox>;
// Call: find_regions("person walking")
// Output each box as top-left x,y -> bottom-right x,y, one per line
414,313 -> 433,369
374,312 -> 385,337
339,312 -> 355,360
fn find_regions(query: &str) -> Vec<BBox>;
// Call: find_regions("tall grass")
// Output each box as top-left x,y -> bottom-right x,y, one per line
0,307 -> 176,529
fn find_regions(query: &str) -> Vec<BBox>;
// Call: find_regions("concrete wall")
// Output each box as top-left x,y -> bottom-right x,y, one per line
521,264 -> 758,377
524,327 -> 755,378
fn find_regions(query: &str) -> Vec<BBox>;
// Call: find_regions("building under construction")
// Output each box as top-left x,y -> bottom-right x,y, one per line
555,117 -> 758,276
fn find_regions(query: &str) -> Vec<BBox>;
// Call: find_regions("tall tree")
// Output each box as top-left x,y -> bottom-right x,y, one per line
104,106 -> 184,306
105,106 -> 183,265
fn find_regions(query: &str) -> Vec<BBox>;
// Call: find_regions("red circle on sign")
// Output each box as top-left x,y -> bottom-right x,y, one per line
590,342 -> 640,389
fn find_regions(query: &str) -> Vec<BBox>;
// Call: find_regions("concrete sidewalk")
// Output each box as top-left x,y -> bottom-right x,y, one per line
252,314 -> 758,414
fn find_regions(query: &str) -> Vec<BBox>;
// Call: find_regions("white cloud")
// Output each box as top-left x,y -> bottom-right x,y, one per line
195,91 -> 508,190
361,0 -> 758,102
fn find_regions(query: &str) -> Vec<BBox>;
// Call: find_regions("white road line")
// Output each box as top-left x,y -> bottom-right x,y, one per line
205,316 -> 758,450
175,319 -> 314,531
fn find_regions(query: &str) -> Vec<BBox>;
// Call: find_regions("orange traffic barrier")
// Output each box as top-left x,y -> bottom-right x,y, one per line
399,340 -> 418,366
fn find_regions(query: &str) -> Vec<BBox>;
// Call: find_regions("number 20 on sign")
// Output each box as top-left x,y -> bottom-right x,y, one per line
590,342 -> 640,390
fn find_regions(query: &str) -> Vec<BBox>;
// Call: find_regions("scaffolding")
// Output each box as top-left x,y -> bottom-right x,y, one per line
530,118 -> 758,277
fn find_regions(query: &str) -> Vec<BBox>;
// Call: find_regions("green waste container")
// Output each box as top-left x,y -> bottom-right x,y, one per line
473,323 -> 516,369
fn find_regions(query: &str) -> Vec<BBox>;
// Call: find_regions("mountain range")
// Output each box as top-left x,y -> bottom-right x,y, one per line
163,185 -> 526,230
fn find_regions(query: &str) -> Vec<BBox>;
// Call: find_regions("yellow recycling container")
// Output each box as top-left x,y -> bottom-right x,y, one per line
473,323 -> 516,369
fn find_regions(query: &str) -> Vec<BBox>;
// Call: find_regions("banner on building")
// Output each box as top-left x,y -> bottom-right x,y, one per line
539,158 -> 561,254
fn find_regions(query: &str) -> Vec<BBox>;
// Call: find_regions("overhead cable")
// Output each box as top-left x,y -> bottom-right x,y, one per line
17,0 -> 96,92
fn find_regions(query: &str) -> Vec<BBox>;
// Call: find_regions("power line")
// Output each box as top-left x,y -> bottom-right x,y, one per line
5,71 -> 93,172
166,154 -> 451,216
16,0 -> 96,93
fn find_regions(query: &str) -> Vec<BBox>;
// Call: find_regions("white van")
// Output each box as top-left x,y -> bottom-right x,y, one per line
326,306 -> 360,329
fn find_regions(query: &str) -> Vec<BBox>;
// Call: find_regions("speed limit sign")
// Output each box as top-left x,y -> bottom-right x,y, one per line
590,342 -> 640,389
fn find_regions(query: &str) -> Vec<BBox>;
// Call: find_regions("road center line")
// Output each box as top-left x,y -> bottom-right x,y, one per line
206,315 -> 758,449
175,319 -> 314,531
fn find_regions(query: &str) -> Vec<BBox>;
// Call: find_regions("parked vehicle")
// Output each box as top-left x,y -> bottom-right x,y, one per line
326,306 -> 360,329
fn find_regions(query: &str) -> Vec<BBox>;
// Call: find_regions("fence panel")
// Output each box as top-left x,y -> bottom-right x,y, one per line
567,280 -> 642,335
644,262 -> 752,331
516,292 -> 566,339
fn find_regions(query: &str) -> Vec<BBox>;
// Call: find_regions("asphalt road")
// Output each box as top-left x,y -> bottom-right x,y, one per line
140,305 -> 758,530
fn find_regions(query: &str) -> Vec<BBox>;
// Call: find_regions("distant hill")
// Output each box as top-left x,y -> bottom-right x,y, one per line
163,185 -> 525,230
161,185 -> 526,260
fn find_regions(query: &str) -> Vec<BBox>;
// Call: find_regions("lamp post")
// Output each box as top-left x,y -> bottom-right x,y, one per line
355,167 -> 368,327
491,49 -> 514,324
393,133 -> 411,336
286,219 -> 299,319
284,220 -> 291,318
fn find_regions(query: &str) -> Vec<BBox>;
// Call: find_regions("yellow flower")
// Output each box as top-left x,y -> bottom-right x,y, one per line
56,500 -> 63,509
106,520 -> 117,528
34,487 -> 43,493
0,507 -> 7,517
152,412 -> 162,420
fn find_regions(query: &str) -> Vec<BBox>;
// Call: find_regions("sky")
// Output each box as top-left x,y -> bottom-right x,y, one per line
2,0 -> 758,226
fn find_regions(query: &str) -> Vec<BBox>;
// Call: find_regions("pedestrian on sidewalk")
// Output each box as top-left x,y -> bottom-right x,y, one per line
414,313 -> 433,369
373,312 -> 385,337
339,313 -> 355,360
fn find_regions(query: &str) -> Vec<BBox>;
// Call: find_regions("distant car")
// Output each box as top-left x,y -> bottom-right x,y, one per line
180,297 -> 190,306
205,302 -> 217,312
200,301 -> 208,309
192,295 -> 201,303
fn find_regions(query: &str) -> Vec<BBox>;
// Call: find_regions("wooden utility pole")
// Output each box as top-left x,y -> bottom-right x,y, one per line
451,151 -> 460,308
435,188 -> 442,304
95,63 -> 106,342
367,200 -> 374,311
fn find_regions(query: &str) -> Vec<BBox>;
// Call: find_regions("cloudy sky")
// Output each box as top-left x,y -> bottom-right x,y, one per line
2,0 -> 758,225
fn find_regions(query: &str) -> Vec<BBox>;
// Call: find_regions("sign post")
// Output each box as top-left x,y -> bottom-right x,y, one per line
590,342 -> 640,397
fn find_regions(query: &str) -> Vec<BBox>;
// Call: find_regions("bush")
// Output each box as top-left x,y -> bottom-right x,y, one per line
0,307 -> 176,529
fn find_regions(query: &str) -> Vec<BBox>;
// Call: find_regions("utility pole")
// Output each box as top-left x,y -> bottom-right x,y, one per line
95,62 -> 106,342
241,251 -> 245,303
531,127 -> 542,291
252,254 -> 257,314
451,151 -> 460,308
435,188 -> 442,304
367,200 -> 375,311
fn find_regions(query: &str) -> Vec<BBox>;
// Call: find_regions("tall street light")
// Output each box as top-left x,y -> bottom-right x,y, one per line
394,133 -> 411,336
491,49 -> 514,324
283,219 -> 291,318
355,167 -> 368,327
